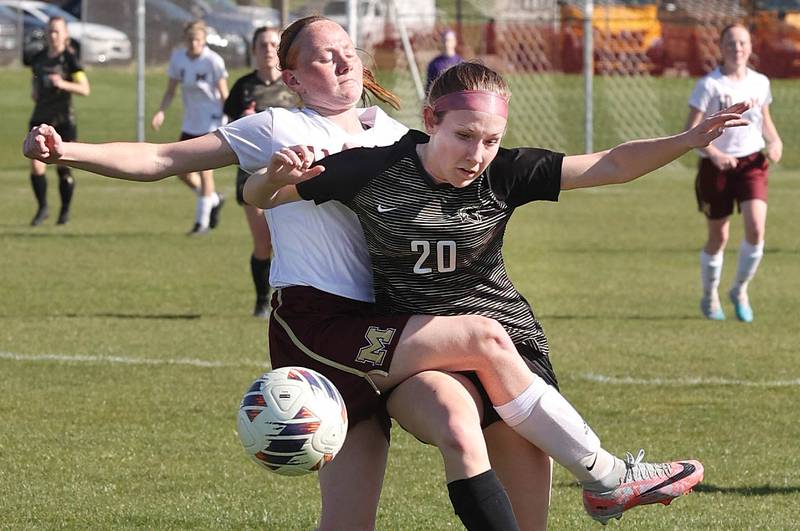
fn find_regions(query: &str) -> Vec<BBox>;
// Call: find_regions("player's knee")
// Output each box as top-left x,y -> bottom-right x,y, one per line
464,316 -> 515,365
435,411 -> 485,462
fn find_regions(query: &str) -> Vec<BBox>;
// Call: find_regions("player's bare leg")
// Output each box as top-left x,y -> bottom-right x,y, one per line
486,422 -> 551,531
388,371 -> 519,530
317,415 -> 388,531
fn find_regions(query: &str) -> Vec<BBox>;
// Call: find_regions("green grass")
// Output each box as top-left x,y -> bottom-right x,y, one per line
2,66 -> 800,529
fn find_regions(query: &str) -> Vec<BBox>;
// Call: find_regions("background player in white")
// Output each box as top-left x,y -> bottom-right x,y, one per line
686,23 -> 782,322
223,26 -> 296,318
247,61 -> 748,525
27,16 -> 90,226
152,20 -> 229,235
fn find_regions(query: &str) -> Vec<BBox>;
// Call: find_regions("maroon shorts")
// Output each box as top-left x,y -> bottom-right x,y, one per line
695,151 -> 768,220
269,286 -> 411,440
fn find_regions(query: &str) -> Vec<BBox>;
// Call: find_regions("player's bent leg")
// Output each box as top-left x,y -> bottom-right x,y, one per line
387,371 -> 519,531
484,422 -> 551,531
376,314 -> 535,405
387,371 -> 490,480
317,415 -> 388,531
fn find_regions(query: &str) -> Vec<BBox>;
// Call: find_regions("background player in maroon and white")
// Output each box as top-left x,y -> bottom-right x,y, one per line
152,20 -> 229,235
686,24 -> 783,322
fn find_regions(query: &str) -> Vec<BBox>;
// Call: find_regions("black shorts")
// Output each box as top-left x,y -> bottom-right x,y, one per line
463,339 -> 560,429
29,118 -> 77,142
236,167 -> 248,206
269,286 -> 412,440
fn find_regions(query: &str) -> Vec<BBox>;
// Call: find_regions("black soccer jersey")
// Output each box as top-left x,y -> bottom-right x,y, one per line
223,71 -> 296,120
297,129 -> 564,349
30,49 -> 83,125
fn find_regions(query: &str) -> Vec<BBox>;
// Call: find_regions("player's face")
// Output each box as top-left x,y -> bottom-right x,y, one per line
423,109 -> 506,188
721,26 -> 751,70
185,30 -> 206,58
283,21 -> 363,113
47,19 -> 68,52
254,29 -> 279,71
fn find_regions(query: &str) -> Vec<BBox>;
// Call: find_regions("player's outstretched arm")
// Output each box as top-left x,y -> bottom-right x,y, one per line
561,102 -> 749,190
243,145 -> 324,208
23,125 -> 237,181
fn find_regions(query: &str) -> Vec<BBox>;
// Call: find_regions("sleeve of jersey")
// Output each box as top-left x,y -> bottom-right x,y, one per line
491,148 -> 564,208
223,79 -> 244,119
216,110 -> 275,173
296,148 -> 376,205
688,77 -> 711,112
68,52 -> 84,78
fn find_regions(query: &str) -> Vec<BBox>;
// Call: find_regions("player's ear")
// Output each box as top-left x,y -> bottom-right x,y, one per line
282,70 -> 300,91
422,105 -> 437,134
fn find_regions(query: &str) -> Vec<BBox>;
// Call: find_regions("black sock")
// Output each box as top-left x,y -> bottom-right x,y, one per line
250,255 -> 271,305
57,167 -> 74,211
447,470 -> 520,531
30,173 -> 47,208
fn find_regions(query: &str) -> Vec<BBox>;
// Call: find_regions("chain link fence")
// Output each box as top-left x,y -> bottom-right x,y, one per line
6,0 -> 799,165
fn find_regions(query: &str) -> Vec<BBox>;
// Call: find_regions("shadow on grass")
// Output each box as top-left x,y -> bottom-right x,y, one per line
0,229 -> 170,239
695,483 -> 800,496
65,313 -> 202,320
542,313 -> 699,321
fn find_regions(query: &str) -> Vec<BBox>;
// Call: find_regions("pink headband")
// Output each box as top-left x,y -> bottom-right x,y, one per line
431,90 -> 509,118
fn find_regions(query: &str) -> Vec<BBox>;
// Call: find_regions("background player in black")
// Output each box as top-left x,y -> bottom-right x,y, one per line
27,16 -> 89,226
224,26 -> 296,318
247,61 -> 748,525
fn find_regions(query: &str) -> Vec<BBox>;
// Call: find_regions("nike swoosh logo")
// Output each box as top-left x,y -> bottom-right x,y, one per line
640,462 -> 697,496
377,205 -> 398,213
585,453 -> 599,471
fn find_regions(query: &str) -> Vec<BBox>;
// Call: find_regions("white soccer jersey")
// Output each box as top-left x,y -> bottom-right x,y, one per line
218,106 -> 408,302
167,47 -> 228,135
689,67 -> 772,158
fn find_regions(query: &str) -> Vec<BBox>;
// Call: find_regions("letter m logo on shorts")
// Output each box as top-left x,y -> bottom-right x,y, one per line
355,326 -> 397,366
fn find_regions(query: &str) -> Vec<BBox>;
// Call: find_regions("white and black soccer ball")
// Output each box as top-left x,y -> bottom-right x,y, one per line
236,366 -> 348,476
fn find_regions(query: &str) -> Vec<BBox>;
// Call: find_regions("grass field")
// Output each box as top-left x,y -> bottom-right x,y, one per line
1,67 -> 799,529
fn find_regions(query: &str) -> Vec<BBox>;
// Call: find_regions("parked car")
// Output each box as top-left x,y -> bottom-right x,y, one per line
322,0 -> 436,50
56,0 -> 247,66
0,0 -> 132,63
0,5 -> 19,65
175,0 -> 280,65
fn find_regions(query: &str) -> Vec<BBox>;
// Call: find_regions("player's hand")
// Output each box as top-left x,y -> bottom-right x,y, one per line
263,145 -> 328,187
685,102 -> 750,150
151,110 -> 165,131
766,141 -> 783,164
23,124 -> 64,163
47,73 -> 63,89
708,152 -> 738,171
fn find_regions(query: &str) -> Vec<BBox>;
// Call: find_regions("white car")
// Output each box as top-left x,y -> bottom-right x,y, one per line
0,0 -> 132,63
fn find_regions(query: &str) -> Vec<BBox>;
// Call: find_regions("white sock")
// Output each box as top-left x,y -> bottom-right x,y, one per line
212,192 -> 221,207
494,378 -> 614,483
196,195 -> 214,228
731,240 -> 764,298
700,250 -> 724,298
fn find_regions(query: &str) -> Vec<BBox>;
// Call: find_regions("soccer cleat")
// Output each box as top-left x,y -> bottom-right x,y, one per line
209,193 -> 225,229
187,223 -> 209,236
700,295 -> 725,321
582,450 -> 704,525
30,206 -> 49,226
56,207 -> 70,225
728,289 -> 753,323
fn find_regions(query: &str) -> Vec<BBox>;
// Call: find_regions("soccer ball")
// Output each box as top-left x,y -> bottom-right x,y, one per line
236,366 -> 348,476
